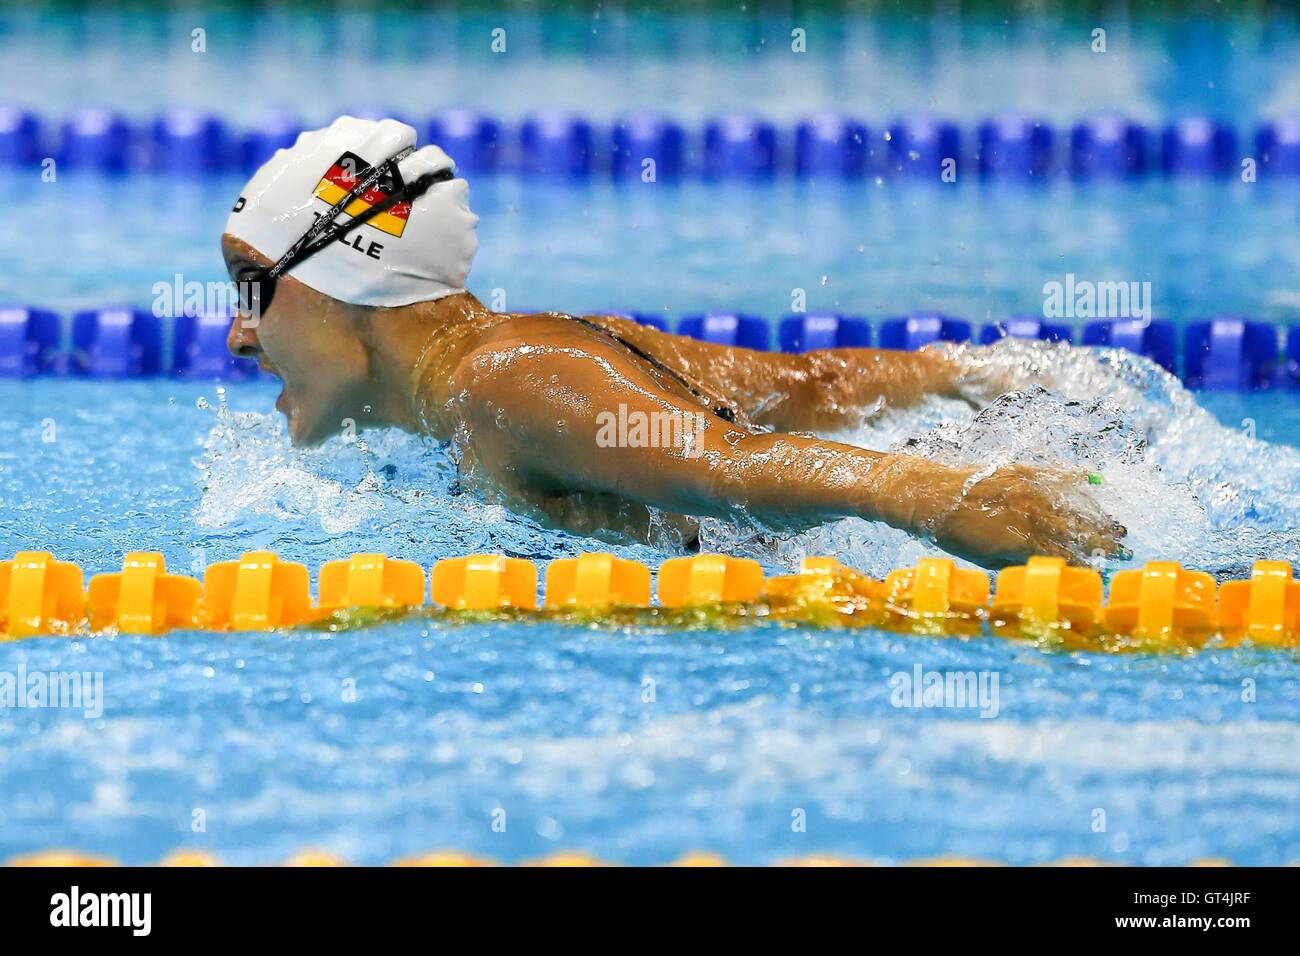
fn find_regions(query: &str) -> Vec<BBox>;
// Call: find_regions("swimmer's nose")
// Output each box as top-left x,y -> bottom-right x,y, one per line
227,313 -> 261,358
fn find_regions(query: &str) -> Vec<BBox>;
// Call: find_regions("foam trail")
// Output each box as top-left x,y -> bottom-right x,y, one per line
788,340 -> 1300,576
192,392 -> 450,535
191,393 -> 637,563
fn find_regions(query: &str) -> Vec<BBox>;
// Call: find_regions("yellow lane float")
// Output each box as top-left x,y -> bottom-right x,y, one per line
0,551 -> 84,638
657,553 -> 764,606
430,553 -> 537,610
883,557 -> 989,634
318,553 -> 425,613
991,555 -> 1103,638
762,556 -> 885,626
1218,559 -> 1300,646
1,548 -> 1297,652
545,552 -> 651,608
1103,560 -> 1217,646
203,550 -> 313,631
87,551 -> 202,634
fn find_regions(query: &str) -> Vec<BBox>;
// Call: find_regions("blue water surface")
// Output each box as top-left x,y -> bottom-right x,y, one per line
0,362 -> 1297,866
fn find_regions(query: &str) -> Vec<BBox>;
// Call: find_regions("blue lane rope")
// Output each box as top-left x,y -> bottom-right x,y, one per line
1,308 -> 1297,391
2,107 -> 1300,180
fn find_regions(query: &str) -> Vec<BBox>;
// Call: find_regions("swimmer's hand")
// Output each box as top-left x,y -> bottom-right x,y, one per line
909,463 -> 1127,567
943,350 -> 1023,408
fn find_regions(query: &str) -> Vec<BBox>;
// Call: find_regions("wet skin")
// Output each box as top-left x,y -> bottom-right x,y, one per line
223,234 -> 1125,567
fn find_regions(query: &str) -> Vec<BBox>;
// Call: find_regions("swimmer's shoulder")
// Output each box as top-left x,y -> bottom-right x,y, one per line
468,309 -> 660,351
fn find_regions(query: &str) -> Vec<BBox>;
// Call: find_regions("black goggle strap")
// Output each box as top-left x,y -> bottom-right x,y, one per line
284,167 -> 453,273
267,145 -> 416,280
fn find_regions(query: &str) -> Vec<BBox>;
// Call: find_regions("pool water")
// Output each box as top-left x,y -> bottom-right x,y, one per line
3,6 -> 1300,866
15,173 -> 1300,324
6,6 -> 1300,126
2,346 -> 1299,865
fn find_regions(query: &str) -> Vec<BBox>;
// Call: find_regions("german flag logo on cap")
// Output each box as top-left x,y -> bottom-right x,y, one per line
313,151 -> 412,238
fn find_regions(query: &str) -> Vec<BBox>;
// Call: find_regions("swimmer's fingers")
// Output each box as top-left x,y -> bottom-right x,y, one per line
1009,467 -> 1129,564
1052,498 -> 1130,563
1078,524 -> 1131,563
950,354 -> 1021,407
925,462 -> 1129,569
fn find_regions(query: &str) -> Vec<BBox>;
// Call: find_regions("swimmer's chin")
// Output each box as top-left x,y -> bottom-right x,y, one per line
277,397 -> 332,447
283,411 -> 338,447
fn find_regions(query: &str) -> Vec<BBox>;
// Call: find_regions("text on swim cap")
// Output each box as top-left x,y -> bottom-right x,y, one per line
310,210 -> 384,260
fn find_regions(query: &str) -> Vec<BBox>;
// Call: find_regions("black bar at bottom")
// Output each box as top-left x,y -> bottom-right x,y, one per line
0,865 -> 1284,941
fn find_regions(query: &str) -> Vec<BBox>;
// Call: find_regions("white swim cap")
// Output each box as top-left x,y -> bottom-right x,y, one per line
225,116 -> 478,307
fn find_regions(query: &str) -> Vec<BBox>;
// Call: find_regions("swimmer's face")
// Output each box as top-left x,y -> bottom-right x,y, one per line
222,234 -> 372,445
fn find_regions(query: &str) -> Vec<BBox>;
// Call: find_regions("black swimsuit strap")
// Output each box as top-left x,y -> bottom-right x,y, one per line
563,314 -> 738,423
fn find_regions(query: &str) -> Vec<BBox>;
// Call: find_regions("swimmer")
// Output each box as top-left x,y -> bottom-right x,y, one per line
222,117 -> 1125,567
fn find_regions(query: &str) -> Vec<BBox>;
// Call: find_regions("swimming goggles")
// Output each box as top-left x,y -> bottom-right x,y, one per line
236,146 -> 454,317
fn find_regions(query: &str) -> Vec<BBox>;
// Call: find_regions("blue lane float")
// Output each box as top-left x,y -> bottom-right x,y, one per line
1256,118 -> 1300,176
678,312 -> 769,349
977,114 -> 1053,179
795,115 -> 871,179
1081,319 -> 1178,373
173,312 -> 259,381
1183,317 -> 1279,390
703,115 -> 777,179
886,115 -> 961,180
878,314 -> 972,350
3,305 -> 1297,392
981,318 -> 1074,344
58,108 -> 133,171
519,113 -> 592,178
1287,326 -> 1300,386
71,308 -> 162,378
1070,114 -> 1150,178
151,110 -> 229,174
0,107 -> 40,165
778,313 -> 871,352
611,113 -> 684,181
0,307 -> 63,377
1162,117 -> 1238,176
428,110 -> 501,175
6,108 -> 1300,181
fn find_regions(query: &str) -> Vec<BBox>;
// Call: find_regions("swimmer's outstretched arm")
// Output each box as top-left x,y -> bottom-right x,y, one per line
586,316 -> 990,432
450,336 -> 1124,567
